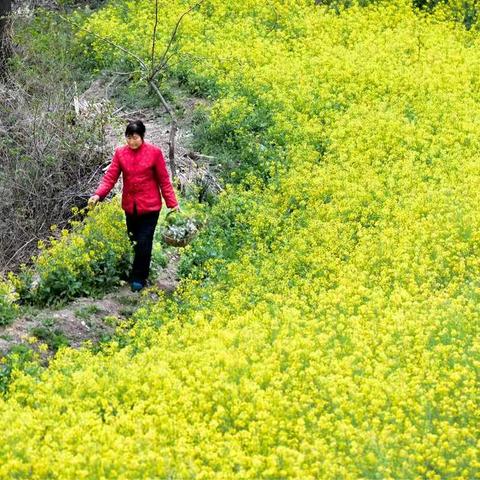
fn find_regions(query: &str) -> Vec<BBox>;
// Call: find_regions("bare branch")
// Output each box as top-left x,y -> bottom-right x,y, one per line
149,79 -> 177,179
151,0 -> 159,73
148,0 -> 206,82
168,121 -> 178,181
149,80 -> 174,118
0,237 -> 36,275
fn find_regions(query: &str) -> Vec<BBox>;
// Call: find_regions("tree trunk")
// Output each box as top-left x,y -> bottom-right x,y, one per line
0,0 -> 12,74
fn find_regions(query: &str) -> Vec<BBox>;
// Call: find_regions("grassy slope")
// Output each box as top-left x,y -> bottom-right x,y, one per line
1,1 -> 479,478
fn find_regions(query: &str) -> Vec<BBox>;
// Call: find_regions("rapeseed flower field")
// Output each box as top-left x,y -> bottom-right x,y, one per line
1,0 -> 479,478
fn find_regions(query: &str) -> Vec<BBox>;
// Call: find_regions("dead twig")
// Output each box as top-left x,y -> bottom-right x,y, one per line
0,236 -> 37,274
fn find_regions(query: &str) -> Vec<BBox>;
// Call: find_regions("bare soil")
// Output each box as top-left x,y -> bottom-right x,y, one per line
0,250 -> 181,360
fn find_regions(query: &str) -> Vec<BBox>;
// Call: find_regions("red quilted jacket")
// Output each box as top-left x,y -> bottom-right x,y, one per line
94,142 -> 178,215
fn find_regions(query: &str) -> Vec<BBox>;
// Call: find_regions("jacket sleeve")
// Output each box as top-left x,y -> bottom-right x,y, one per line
94,149 -> 122,200
154,148 -> 178,209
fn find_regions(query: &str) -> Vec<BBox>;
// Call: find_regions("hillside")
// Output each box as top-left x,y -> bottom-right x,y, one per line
1,0 -> 479,478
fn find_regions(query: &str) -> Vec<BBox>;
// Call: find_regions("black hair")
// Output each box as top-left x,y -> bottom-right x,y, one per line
125,120 -> 146,139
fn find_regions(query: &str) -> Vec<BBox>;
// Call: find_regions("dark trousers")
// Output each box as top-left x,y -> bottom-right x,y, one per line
125,208 -> 160,284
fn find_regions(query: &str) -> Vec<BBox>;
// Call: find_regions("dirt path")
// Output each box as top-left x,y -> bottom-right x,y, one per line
0,77 -> 213,360
0,250 -> 182,359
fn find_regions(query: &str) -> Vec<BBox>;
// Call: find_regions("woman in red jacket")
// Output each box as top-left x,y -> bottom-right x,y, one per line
89,120 -> 179,292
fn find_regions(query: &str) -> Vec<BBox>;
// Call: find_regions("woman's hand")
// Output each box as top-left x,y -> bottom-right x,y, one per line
88,195 -> 100,209
170,205 -> 181,213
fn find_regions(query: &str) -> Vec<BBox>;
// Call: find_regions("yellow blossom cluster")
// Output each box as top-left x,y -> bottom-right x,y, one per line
0,279 -> 19,326
13,199 -> 132,306
0,0 -> 479,478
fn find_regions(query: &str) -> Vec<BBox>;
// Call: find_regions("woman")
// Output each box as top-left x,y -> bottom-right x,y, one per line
89,120 -> 179,292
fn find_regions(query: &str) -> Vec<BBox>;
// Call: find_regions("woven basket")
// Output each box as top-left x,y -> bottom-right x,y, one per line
162,231 -> 195,247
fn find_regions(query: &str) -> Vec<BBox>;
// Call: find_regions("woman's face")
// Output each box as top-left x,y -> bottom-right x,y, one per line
126,133 -> 143,150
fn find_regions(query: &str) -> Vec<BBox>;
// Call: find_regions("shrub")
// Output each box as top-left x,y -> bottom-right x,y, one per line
17,199 -> 132,306
0,9 -> 114,269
